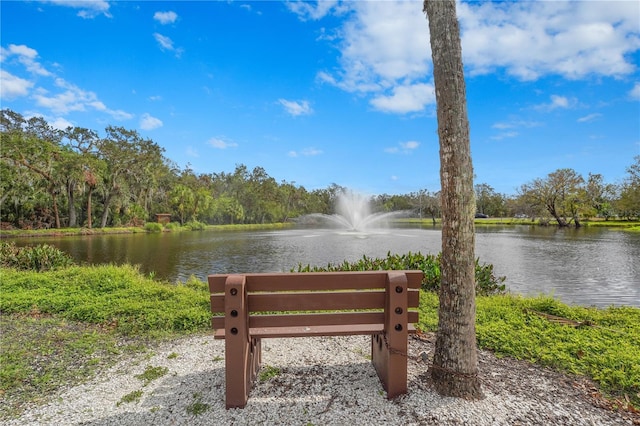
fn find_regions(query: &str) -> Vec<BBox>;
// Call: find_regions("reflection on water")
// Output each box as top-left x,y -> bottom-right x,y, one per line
474,226 -> 640,308
10,225 -> 640,308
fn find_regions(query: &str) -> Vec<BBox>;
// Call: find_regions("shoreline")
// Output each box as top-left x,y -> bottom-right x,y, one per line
0,223 -> 293,239
2,218 -> 638,239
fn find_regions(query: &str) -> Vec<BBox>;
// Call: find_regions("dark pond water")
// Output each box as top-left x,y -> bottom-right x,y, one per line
10,225 -> 640,308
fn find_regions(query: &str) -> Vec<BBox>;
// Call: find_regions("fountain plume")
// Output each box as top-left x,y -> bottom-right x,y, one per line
300,191 -> 408,232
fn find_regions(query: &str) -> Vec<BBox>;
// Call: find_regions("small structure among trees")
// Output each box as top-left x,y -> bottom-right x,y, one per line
155,213 -> 171,224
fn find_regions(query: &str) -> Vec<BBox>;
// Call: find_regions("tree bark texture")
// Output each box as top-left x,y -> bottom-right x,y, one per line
86,186 -> 94,229
424,0 -> 483,399
67,181 -> 77,228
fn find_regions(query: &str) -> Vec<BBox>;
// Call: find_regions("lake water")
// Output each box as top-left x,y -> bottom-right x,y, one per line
11,225 -> 640,308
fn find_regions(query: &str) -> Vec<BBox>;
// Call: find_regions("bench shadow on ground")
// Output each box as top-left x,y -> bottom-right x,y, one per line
79,359 -> 449,425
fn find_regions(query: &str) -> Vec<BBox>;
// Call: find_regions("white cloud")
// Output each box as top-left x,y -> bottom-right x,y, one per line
319,1 -> 430,96
304,0 -> 639,115
107,109 -> 134,121
550,95 -> 570,109
490,118 -> 541,140
457,1 -> 640,80
29,77 -> 131,121
370,83 -> 434,114
344,2 -> 430,82
385,140 -> 420,154
577,113 -> 602,123
0,70 -> 33,100
49,116 -> 74,130
140,113 -> 163,130
492,119 -> 542,130
33,79 -> 93,113
2,43 -> 133,122
20,112 -> 75,130
630,83 -> 640,100
239,4 -> 259,14
154,33 -> 174,50
4,44 -> 36,59
278,99 -> 313,116
534,95 -> 577,112
490,131 -> 519,141
401,141 -> 419,150
153,33 -> 183,57
316,69 -> 380,93
208,137 -> 238,149
286,0 -> 341,21
2,44 -> 51,76
153,11 -> 178,25
289,147 -> 323,157
186,146 -> 199,158
43,0 -> 111,18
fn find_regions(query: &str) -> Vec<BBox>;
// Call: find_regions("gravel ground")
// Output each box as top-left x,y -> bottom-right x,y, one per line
5,333 -> 638,426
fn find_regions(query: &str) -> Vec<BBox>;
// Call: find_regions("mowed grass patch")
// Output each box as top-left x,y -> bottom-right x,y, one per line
418,291 -> 640,409
0,264 -> 211,419
0,313 -> 140,418
0,264 -> 212,336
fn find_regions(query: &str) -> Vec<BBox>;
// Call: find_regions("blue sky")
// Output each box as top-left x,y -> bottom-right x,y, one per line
1,1 -> 639,196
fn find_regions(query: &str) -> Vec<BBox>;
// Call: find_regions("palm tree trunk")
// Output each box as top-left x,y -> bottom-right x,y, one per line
424,0 -> 483,400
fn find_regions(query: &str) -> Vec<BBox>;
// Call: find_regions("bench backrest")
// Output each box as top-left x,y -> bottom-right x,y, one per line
208,271 -> 422,331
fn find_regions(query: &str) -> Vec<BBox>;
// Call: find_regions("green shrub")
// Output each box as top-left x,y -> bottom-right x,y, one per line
144,222 -> 164,233
184,221 -> 206,231
294,251 -> 506,296
181,275 -> 209,292
164,222 -> 181,231
0,242 -> 74,272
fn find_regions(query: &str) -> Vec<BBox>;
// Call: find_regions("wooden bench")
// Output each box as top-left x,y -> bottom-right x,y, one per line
208,270 -> 423,409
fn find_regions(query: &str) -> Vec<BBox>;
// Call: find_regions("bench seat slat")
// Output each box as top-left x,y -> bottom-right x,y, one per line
211,311 -> 419,330
208,271 -> 422,293
214,323 -> 417,339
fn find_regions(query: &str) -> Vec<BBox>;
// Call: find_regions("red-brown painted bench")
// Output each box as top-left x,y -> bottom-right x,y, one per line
208,270 -> 423,409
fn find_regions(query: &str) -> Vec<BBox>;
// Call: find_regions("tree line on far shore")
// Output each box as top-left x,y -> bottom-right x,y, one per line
1,109 -> 638,230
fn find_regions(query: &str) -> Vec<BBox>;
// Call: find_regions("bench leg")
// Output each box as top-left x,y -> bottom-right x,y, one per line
224,275 -> 261,409
225,335 -> 261,409
371,271 -> 409,399
371,332 -> 407,399
225,334 -> 246,409
251,337 -> 261,383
